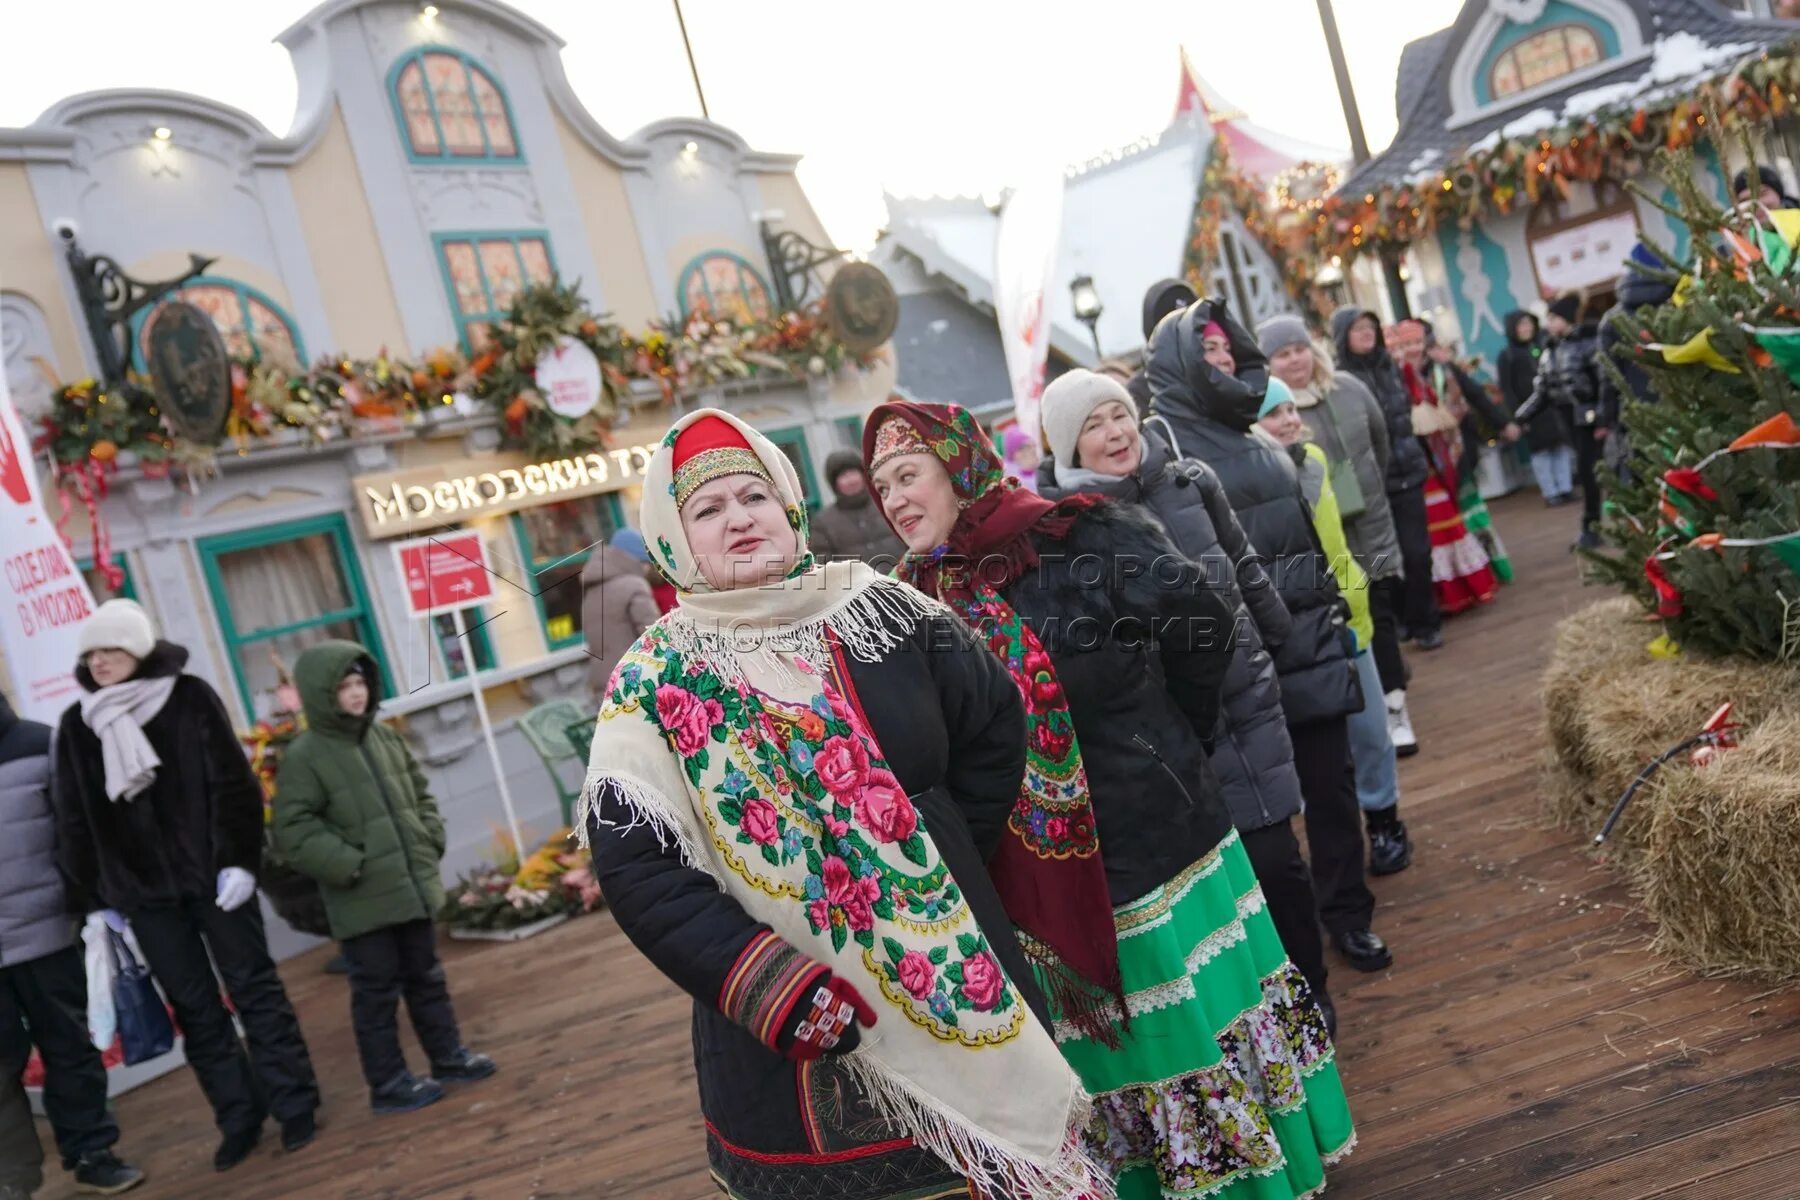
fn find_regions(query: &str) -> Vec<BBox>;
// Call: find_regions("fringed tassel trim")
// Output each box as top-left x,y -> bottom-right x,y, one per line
574,770 -> 717,883
839,1055 -> 1114,1200
658,576 -> 950,689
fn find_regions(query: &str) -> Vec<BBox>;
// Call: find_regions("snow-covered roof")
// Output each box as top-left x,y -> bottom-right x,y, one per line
1339,0 -> 1796,198
878,124 -> 1210,363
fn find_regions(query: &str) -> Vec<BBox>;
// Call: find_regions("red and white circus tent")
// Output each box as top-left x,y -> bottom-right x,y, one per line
1174,47 -> 1345,180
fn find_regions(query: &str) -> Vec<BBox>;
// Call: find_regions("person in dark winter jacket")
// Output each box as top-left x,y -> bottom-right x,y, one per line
1331,305 -> 1445,654
1124,278 -> 1198,417
1498,310 -> 1573,503
273,641 -> 496,1116
807,449 -> 906,565
1517,292 -> 1608,548
1035,369 -> 1358,1014
53,600 -> 319,1170
586,410 -> 1100,1200
868,399 -> 1354,1198
1598,244 -> 1678,477
1149,299 -> 1393,975
2,688 -> 145,1196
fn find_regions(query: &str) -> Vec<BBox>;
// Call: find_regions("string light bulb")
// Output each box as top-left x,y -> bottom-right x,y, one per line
422,4 -> 439,16
151,126 -> 172,143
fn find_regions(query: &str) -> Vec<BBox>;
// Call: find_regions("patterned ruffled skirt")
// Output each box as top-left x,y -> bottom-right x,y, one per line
1050,831 -> 1355,1200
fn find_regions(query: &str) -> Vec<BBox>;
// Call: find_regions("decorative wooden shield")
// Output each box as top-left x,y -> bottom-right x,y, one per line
144,301 -> 231,442
824,262 -> 899,355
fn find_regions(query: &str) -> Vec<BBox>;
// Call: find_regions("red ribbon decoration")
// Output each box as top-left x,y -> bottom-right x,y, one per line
1644,553 -> 1684,618
1662,466 -> 1719,501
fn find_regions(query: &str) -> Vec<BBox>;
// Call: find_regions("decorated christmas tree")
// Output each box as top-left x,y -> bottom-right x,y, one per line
1592,143 -> 1800,662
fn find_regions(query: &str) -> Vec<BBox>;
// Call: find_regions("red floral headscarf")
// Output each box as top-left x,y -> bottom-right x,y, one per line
862,398 -> 1124,1044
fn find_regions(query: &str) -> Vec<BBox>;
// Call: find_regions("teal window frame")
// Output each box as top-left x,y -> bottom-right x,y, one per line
130,276 -> 306,367
76,553 -> 135,602
387,45 -> 523,165
197,513 -> 391,718
430,608 -> 496,680
433,230 -> 558,353
510,493 -> 629,651
1474,2 -> 1619,106
675,251 -> 774,320
762,425 -> 821,512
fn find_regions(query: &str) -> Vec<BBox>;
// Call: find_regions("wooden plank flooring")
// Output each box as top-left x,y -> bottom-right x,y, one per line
29,493 -> 1800,1199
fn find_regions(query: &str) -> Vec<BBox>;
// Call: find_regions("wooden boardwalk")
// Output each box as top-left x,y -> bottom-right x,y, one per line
31,493 -> 1800,1200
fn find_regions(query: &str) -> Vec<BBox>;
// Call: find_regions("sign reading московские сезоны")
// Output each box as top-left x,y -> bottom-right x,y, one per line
354,443 -> 658,539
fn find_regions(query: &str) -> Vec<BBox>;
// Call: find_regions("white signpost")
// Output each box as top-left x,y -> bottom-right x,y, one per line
390,532 -> 526,858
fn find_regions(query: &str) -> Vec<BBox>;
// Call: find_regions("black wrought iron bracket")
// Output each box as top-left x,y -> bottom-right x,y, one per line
61,230 -> 215,386
760,221 -> 847,310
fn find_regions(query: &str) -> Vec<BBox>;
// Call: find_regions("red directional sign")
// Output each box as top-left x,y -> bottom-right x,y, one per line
393,532 -> 493,618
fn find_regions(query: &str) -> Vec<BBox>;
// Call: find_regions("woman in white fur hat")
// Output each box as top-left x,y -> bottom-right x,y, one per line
53,599 -> 320,1170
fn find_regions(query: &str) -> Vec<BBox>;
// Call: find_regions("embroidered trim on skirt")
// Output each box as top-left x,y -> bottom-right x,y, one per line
1048,831 -> 1357,1200
1456,476 -> 1513,584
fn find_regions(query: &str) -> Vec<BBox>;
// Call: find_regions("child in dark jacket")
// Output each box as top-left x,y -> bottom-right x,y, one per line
272,641 -> 496,1114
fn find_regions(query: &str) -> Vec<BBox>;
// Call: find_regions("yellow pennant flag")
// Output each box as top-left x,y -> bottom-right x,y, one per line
1657,328 -> 1742,373
1770,208 -> 1800,250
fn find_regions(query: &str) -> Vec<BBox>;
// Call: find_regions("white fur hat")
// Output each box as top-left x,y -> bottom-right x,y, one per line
1039,369 -> 1135,471
77,598 -> 157,660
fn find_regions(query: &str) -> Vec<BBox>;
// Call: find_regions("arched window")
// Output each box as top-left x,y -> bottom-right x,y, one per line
390,47 -> 520,162
137,278 -> 305,366
1489,25 -> 1604,99
677,251 -> 773,322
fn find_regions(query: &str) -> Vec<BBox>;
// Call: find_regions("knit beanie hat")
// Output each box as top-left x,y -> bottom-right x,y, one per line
1258,377 -> 1297,421
1547,293 -> 1581,323
1257,314 -> 1311,359
78,598 -> 156,660
610,527 -> 650,563
1039,368 -> 1134,470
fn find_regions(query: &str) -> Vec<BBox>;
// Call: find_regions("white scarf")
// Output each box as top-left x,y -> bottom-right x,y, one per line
582,409 -> 1107,1200
79,676 -> 179,802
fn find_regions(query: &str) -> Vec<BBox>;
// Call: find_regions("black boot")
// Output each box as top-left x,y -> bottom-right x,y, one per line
430,1048 -> 498,1085
71,1150 -> 145,1195
280,1110 -> 318,1153
371,1071 -> 445,1115
1332,929 -> 1393,972
213,1123 -> 262,1172
1366,807 -> 1413,876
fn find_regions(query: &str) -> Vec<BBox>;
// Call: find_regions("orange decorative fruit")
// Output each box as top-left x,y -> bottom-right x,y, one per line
90,439 -> 118,463
504,396 -> 530,424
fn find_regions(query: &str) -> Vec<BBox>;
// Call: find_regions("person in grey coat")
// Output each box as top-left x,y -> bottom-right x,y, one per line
1257,315 -> 1419,760
579,528 -> 662,695
0,689 -> 143,1196
1037,369 -> 1340,1024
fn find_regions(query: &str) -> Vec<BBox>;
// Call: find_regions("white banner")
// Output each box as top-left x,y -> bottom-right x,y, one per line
0,354 -> 95,722
994,170 -> 1065,437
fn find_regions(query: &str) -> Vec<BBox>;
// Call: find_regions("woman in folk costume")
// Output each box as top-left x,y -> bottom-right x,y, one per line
862,400 -> 1355,1200
578,410 -> 1104,1200
1386,320 -> 1498,616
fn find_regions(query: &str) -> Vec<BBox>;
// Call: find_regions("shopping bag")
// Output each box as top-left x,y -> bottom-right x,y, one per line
83,915 -> 116,1052
107,929 -> 174,1065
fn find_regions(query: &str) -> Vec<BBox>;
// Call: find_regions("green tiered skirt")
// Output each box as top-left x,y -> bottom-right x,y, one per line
1052,831 -> 1355,1200
1458,476 -> 1514,583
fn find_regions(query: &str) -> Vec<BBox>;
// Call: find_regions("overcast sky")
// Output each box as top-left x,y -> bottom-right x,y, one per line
0,0 -> 1463,248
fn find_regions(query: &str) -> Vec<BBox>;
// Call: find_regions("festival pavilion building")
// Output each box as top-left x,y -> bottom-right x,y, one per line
0,0 -> 895,950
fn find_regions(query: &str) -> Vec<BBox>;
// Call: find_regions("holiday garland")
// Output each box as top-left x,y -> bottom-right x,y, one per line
1312,39 -> 1800,265
1180,139 -> 1338,322
37,282 -> 878,474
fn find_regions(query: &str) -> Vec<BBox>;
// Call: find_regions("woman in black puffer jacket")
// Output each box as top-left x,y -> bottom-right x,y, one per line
1035,371 -> 1346,1007
1147,298 -> 1392,975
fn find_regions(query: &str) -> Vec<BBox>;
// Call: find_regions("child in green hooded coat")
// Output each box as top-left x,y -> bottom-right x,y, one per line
273,640 -> 497,1114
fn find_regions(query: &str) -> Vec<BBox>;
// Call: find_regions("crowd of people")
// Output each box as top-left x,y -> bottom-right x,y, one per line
568,263 -> 1659,1199
3,213 -> 1701,1198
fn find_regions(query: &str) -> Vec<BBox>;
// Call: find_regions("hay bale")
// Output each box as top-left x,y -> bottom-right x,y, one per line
1538,599 -> 1800,857
1639,712 -> 1800,981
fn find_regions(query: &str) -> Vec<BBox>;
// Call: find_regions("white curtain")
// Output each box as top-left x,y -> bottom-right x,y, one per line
216,534 -> 355,717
